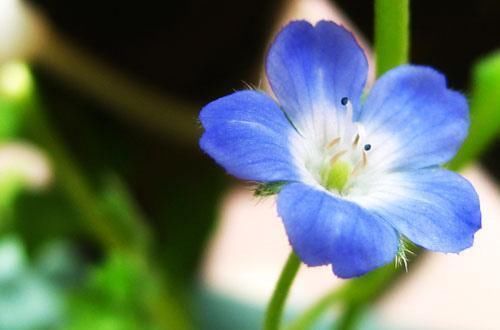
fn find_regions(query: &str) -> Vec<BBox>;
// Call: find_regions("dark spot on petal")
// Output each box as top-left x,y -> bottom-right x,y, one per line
364,144 -> 371,151
341,97 -> 349,106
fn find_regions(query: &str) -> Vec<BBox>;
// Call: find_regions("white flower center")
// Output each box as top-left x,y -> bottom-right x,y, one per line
291,98 -> 373,196
320,129 -> 370,194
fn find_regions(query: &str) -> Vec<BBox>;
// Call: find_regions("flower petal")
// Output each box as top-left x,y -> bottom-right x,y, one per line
266,20 -> 368,137
277,182 -> 399,278
350,168 -> 481,252
359,65 -> 469,171
199,90 -> 301,182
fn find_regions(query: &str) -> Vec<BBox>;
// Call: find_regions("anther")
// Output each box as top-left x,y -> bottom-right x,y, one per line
326,137 -> 341,149
352,134 -> 360,147
351,150 -> 369,177
351,163 -> 362,177
363,144 -> 371,151
362,151 -> 368,166
341,97 -> 349,106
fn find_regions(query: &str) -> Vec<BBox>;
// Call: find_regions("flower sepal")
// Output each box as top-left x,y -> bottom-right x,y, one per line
254,181 -> 286,197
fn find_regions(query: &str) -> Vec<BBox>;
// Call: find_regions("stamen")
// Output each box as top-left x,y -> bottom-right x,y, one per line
326,137 -> 341,149
351,162 -> 362,177
352,134 -> 360,147
350,151 -> 368,177
330,150 -> 347,165
341,97 -> 349,106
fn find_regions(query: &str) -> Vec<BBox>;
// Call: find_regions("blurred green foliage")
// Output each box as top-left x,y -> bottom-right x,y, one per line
449,51 -> 500,169
67,253 -> 153,330
0,236 -> 65,329
0,62 -> 31,138
0,61 -> 218,328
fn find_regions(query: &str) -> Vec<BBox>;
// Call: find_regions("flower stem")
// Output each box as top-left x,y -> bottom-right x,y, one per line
286,288 -> 344,330
36,30 -> 199,146
335,303 -> 364,330
285,264 -> 398,330
264,251 -> 301,330
374,0 -> 410,77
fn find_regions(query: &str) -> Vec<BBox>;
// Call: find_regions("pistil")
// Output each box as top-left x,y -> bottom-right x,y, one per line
323,159 -> 351,192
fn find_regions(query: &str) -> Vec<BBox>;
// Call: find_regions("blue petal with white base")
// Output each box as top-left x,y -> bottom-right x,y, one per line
358,65 -> 469,171
352,168 -> 481,253
200,90 -> 301,182
278,182 -> 399,278
266,20 -> 368,135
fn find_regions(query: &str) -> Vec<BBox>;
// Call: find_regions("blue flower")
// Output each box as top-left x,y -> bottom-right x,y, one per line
199,20 -> 481,278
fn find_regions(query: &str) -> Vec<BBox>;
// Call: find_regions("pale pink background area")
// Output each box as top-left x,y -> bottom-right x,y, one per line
201,0 -> 500,329
202,166 -> 500,329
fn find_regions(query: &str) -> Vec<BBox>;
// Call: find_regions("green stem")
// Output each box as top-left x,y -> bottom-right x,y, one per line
264,252 -> 301,330
286,288 -> 344,330
286,264 -> 399,330
375,0 -> 410,76
336,304 -> 364,330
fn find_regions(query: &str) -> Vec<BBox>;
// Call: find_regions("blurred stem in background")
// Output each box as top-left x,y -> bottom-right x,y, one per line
449,52 -> 500,170
36,31 -> 199,147
0,60 -> 194,329
374,0 -> 409,77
